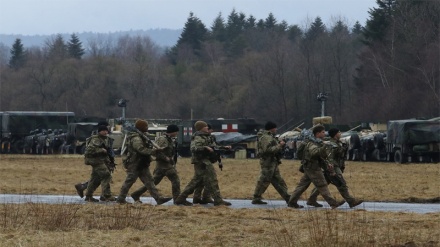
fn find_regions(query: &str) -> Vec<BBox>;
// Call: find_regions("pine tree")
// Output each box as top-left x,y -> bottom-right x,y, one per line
210,13 -> 227,42
46,34 -> 68,60
9,38 -> 26,69
176,12 -> 208,52
305,17 -> 327,41
67,33 -> 85,59
352,21 -> 363,35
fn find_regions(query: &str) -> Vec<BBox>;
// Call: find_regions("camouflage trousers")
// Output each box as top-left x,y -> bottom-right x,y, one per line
308,166 -> 355,204
132,165 -> 181,201
253,158 -> 290,202
118,164 -> 161,201
179,162 -> 223,203
85,163 -> 112,198
288,162 -> 338,207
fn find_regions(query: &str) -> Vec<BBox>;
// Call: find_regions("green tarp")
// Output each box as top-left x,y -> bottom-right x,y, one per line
387,120 -> 440,144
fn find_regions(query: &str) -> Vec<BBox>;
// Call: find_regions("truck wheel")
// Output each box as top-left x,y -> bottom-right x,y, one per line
394,150 -> 407,164
349,134 -> 361,150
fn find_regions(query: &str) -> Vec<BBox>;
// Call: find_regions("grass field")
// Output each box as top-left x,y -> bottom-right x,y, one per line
0,155 -> 439,247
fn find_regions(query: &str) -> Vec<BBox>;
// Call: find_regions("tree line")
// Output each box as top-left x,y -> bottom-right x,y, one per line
1,0 -> 438,127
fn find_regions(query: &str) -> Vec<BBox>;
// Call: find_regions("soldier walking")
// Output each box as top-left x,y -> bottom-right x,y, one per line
174,121 -> 231,206
306,128 -> 363,208
116,119 -> 171,205
288,125 -> 345,209
252,121 -> 291,205
130,124 -> 182,202
83,125 -> 116,202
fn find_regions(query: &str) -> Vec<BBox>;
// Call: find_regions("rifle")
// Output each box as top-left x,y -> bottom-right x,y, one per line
102,142 -> 116,172
207,146 -> 232,171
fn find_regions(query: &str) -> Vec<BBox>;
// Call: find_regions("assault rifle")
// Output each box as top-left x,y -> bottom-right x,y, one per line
207,146 -> 233,171
120,126 -> 162,155
102,142 -> 116,172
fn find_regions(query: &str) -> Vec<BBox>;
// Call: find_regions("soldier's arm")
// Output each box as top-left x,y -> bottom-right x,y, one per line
85,138 -> 107,156
155,136 -> 170,161
260,136 -> 282,155
191,136 -> 209,153
131,136 -> 155,156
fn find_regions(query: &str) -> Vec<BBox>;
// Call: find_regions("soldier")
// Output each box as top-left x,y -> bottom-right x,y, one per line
174,121 -> 231,206
193,124 -> 229,204
83,125 -> 116,202
116,119 -> 172,205
252,121 -> 291,205
130,124 -> 182,202
288,125 -> 345,209
75,121 -> 115,198
306,128 -> 363,208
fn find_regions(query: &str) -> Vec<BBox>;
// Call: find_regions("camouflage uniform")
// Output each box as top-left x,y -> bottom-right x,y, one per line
84,134 -> 113,200
288,136 -> 342,208
132,134 -> 181,201
308,138 -> 361,207
175,131 -> 230,206
117,131 -> 170,204
193,134 -> 218,203
252,130 -> 290,203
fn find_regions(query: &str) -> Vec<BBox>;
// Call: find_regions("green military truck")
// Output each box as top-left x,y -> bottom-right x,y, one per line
386,119 -> 440,163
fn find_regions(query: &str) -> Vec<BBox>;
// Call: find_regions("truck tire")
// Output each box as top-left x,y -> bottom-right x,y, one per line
394,150 -> 407,164
349,134 -> 361,150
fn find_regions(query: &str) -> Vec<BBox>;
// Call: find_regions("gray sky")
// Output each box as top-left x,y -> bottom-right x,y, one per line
0,0 -> 377,35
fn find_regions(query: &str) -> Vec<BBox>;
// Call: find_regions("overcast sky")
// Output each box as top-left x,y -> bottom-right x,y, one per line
0,0 -> 377,35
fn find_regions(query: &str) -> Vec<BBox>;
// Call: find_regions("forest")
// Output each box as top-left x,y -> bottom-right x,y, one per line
0,0 -> 439,126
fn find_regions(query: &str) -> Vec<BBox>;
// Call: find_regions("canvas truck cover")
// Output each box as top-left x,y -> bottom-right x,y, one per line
387,120 -> 440,145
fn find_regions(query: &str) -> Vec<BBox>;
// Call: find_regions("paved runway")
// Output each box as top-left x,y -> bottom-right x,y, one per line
0,194 -> 439,214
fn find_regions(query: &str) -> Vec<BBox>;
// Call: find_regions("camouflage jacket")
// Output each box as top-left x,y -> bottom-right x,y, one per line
304,137 -> 331,169
190,131 -> 218,164
84,134 -> 111,165
257,130 -> 283,160
327,138 -> 347,167
124,131 -> 155,168
155,134 -> 176,168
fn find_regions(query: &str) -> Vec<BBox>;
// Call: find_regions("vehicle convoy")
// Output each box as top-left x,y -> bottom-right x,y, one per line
1,111 -> 75,153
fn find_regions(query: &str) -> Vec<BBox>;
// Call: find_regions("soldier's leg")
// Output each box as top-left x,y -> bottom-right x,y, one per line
117,169 -> 139,201
252,160 -> 274,202
307,187 -> 324,207
96,164 -> 113,199
203,163 -> 230,206
165,167 -> 181,201
131,167 -> 164,199
137,166 -> 172,205
85,166 -> 101,197
288,173 -> 312,208
270,167 -> 290,202
175,163 -> 205,205
333,168 -> 362,207
307,168 -> 342,208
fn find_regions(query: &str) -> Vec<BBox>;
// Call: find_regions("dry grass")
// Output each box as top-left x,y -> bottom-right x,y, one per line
0,155 -> 439,247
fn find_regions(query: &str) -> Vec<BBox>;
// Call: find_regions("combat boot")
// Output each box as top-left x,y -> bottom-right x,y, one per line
348,199 -> 364,208
156,197 -> 172,205
131,193 -> 142,203
331,200 -> 346,209
287,202 -> 304,209
116,198 -> 129,204
214,200 -> 232,206
251,198 -> 268,205
192,197 -> 202,204
100,196 -> 116,202
174,196 -> 193,206
306,200 -> 323,207
74,183 -> 85,198
85,196 -> 99,202
200,197 -> 214,204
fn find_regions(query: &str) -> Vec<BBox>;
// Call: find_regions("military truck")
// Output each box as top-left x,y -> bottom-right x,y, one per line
385,119 -> 440,163
66,122 -> 99,154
